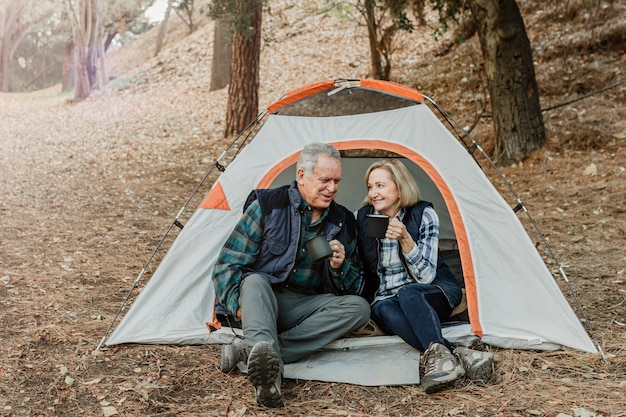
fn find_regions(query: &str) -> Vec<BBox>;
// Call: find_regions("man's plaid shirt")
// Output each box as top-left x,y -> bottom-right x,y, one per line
213,197 -> 362,316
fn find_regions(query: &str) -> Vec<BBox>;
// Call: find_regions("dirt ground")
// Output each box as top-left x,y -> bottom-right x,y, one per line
1,0 -> 625,416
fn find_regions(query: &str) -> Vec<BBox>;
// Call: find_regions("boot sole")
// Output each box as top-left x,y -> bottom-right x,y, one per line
422,368 -> 465,394
466,356 -> 494,382
247,341 -> 283,408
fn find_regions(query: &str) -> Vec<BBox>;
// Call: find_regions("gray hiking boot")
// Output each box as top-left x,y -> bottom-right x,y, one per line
421,342 -> 465,394
220,337 -> 247,373
247,341 -> 283,408
455,346 -> 494,382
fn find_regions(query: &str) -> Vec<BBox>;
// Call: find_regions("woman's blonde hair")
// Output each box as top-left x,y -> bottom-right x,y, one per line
362,159 -> 421,208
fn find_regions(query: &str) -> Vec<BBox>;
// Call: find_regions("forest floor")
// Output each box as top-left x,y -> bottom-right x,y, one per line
1,0 -> 625,416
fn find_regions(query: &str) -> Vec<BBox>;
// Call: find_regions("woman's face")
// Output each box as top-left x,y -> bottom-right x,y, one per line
367,167 -> 400,217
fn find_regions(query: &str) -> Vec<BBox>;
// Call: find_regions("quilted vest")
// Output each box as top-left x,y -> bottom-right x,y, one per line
245,182 -> 357,295
356,201 -> 462,307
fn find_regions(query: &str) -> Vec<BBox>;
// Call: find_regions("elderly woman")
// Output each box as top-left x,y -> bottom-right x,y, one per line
356,159 -> 494,394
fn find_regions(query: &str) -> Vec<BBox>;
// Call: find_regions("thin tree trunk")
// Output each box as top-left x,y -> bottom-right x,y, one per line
363,0 -> 383,80
66,0 -> 90,99
469,0 -> 545,164
210,17 -> 232,91
155,0 -> 174,56
0,0 -> 29,92
62,40 -> 74,91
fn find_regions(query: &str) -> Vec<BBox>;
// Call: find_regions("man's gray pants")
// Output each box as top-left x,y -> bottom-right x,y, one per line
239,273 -> 370,365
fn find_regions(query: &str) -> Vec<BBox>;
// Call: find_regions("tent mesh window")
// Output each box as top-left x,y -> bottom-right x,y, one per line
275,88 -> 417,117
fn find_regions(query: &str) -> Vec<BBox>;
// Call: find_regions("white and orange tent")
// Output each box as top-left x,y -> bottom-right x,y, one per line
100,79 -> 599,385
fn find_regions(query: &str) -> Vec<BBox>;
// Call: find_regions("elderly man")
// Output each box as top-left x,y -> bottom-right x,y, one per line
212,142 -> 369,408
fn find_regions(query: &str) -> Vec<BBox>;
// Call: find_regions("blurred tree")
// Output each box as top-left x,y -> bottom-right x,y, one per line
209,0 -> 263,137
65,0 -> 105,99
210,16 -> 231,91
360,0 -> 416,80
2,0 -> 154,92
174,0 -> 196,34
155,0 -> 173,56
323,0 -> 436,80
0,0 -> 54,91
102,0 -> 155,50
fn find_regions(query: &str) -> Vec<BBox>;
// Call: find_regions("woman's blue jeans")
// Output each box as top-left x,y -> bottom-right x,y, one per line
371,283 -> 454,352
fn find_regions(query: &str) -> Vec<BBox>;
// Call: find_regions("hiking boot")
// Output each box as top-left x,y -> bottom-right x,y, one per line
220,337 -> 248,373
455,346 -> 494,382
421,342 -> 465,394
247,341 -> 283,408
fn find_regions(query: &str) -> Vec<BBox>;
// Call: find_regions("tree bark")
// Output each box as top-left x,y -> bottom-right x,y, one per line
67,0 -> 91,99
468,0 -> 545,164
62,40 -> 74,91
363,0 -> 383,80
86,0 -> 99,90
224,0 -> 261,137
155,0 -> 174,56
210,17 -> 231,91
0,0 -> 31,92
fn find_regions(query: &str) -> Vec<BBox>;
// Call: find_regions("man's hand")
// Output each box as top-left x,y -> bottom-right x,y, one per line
328,239 -> 345,270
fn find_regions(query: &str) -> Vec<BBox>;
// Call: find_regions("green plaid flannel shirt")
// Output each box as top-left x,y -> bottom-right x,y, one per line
212,197 -> 362,316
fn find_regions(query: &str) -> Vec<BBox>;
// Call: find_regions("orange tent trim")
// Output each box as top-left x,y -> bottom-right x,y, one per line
200,181 -> 231,210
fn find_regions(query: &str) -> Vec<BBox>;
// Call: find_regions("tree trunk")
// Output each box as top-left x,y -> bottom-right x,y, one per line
363,0 -> 383,80
69,0 -> 91,99
155,0 -> 174,56
210,17 -> 231,91
62,40 -> 74,91
224,0 -> 261,137
86,0 -> 99,90
468,0 -> 545,164
0,0 -> 30,92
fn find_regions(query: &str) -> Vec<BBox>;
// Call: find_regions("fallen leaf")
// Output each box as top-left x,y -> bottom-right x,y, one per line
102,406 -> 118,417
583,163 -> 597,176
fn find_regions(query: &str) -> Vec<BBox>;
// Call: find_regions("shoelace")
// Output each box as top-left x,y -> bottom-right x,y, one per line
423,349 -> 442,374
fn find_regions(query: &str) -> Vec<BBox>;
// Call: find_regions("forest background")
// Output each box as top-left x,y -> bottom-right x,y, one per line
1,0 -> 625,416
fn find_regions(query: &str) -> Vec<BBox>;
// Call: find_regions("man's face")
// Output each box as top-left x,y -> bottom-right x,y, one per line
297,153 -> 342,211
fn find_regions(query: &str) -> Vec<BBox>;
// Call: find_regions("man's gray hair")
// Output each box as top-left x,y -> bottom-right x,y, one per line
296,142 -> 341,176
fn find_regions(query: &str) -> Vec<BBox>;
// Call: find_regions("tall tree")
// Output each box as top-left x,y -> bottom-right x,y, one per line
155,0 -> 174,56
209,16 -> 231,91
210,0 -> 263,137
175,0 -> 196,34
66,0 -> 105,99
0,0 -> 33,91
467,0 -> 545,163
358,0 -> 419,80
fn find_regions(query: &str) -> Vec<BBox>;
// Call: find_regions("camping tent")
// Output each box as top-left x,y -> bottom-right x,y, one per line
101,79 -> 598,381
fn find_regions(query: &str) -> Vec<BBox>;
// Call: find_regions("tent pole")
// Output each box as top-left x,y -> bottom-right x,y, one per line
96,111 -> 268,351
424,95 -> 606,360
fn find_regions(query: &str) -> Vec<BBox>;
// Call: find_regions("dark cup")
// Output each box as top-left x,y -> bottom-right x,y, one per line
305,234 -> 332,262
366,214 -> 389,238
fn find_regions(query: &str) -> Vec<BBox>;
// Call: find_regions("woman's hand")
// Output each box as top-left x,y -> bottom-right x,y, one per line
328,239 -> 345,270
386,218 -> 415,252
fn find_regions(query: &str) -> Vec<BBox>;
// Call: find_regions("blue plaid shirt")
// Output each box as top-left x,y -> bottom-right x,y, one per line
375,206 -> 439,301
